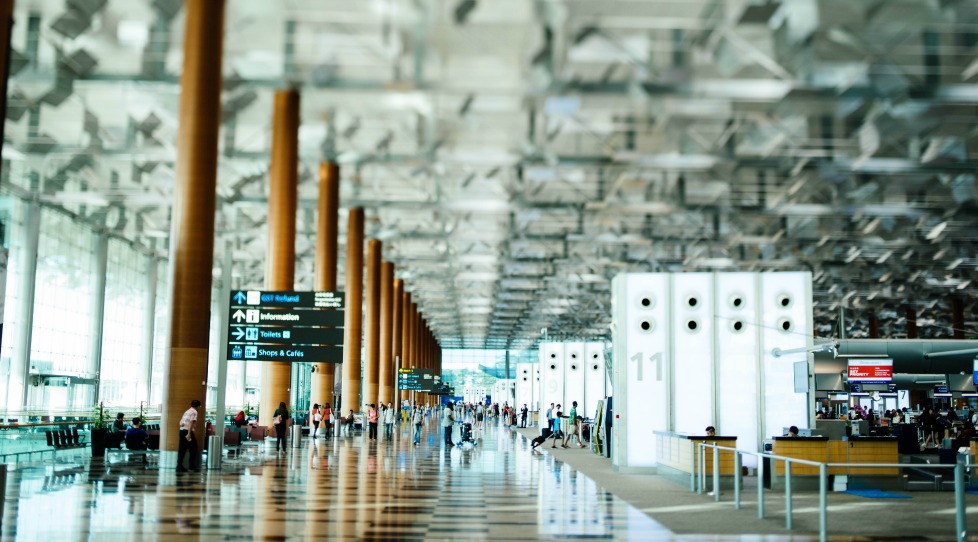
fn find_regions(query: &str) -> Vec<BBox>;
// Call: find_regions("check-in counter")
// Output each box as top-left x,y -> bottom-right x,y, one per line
773,436 -> 898,475
772,436 -> 829,475
655,431 -> 737,487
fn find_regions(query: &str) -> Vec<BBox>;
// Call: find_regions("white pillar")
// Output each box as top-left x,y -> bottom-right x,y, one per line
13,200 -> 40,409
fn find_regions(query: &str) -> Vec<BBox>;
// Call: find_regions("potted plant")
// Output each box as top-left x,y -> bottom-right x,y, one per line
90,402 -> 107,458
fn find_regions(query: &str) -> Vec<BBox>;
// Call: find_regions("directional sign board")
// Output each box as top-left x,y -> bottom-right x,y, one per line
227,290 -> 344,363
398,367 -> 438,391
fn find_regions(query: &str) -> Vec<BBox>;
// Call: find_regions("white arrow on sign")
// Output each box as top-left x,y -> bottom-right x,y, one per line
232,310 -> 246,322
233,327 -> 245,341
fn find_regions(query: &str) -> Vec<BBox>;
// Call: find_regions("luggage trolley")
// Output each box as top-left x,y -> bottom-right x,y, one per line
457,421 -> 477,447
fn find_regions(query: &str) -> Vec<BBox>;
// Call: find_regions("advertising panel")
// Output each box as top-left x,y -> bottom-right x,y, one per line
847,358 -> 893,383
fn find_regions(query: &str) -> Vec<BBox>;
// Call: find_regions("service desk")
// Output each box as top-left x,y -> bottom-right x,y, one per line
654,431 -> 737,488
773,436 -> 898,475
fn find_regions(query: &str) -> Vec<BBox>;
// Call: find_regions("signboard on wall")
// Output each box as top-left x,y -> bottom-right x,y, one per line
847,358 -> 893,383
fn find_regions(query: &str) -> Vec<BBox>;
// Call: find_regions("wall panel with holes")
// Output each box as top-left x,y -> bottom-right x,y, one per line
563,341 -> 586,415
516,363 -> 532,412
611,273 -> 670,470
715,272 -> 761,466
538,342 -> 565,416
583,342 -> 607,420
760,272 -> 813,440
671,273 -> 715,435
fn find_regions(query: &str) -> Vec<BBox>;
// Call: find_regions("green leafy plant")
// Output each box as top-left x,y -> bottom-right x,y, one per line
93,402 -> 106,430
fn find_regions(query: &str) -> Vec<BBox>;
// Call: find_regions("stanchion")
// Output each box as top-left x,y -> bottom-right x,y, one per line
291,426 -> 302,448
733,452 -> 741,509
955,461 -> 966,542
785,461 -> 793,529
757,456 -> 765,519
713,448 -> 720,501
207,435 -> 222,470
0,463 -> 6,527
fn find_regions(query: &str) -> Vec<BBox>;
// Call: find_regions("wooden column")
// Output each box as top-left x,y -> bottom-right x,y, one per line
412,305 -> 420,406
363,240 -> 382,411
378,262 -> 395,407
952,297 -> 965,339
391,278 -> 403,406
905,304 -> 918,339
161,0 -> 225,453
341,208 -> 365,413
402,294 -> 415,407
0,0 -> 14,149
312,162 -> 340,410
399,291 -> 411,404
260,89 -> 300,427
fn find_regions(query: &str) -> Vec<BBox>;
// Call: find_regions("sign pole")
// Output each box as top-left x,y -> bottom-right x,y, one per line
211,240 -> 232,469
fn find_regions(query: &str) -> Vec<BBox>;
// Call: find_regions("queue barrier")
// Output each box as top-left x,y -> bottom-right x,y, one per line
693,442 -> 970,542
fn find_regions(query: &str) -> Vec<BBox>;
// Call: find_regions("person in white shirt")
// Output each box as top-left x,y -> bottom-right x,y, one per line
177,399 -> 200,472
383,403 -> 396,440
442,402 -> 456,446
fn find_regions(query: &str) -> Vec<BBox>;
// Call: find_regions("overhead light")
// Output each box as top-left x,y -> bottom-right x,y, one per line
925,221 -> 947,240
454,0 -> 478,24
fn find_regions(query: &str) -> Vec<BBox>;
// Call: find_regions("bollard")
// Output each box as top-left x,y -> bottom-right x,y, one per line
207,435 -> 222,470
291,426 -> 302,448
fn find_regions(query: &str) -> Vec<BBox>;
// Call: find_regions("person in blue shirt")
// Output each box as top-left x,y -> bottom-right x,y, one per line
125,417 -> 149,450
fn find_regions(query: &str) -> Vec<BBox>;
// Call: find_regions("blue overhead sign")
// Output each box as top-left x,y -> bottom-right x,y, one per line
227,290 -> 344,363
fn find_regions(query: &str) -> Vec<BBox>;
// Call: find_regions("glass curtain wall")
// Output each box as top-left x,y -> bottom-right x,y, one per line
0,184 -> 167,414
99,238 -> 150,407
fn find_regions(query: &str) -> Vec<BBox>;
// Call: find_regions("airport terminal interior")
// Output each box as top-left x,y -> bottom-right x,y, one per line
0,0 -> 977,540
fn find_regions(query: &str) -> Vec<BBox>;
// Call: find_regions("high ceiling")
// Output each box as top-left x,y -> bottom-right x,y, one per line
3,0 -> 978,348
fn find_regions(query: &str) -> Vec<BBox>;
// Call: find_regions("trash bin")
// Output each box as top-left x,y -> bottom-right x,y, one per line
291,426 -> 302,448
207,435 -> 222,470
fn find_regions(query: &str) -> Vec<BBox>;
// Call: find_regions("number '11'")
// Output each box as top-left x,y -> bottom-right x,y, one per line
630,352 -> 663,381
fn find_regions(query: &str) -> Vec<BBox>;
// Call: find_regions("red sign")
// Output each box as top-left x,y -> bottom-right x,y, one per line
847,359 -> 893,383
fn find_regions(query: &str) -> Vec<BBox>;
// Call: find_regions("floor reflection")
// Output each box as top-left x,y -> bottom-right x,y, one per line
2,419 -> 672,540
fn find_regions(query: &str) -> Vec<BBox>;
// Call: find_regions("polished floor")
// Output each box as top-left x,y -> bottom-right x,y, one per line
2,418 -> 676,541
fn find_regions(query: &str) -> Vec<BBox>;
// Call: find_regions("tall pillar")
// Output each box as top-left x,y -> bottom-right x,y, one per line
341,208 -> 365,413
312,162 -> 340,409
868,312 -> 879,339
411,305 -> 420,406
90,231 -> 108,405
905,304 -> 918,339
391,278 -> 403,406
951,297 -> 965,339
141,255 -> 158,404
12,199 -> 39,409
399,291 -> 412,404
161,0 -> 225,453
363,240 -> 382,410
260,89 -> 300,426
378,262 -> 394,407
0,1 -> 14,149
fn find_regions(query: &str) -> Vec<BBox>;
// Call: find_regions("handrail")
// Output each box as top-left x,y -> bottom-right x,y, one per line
695,442 -> 970,542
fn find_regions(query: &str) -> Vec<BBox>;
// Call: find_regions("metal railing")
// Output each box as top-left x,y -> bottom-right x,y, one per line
694,442 -> 970,542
